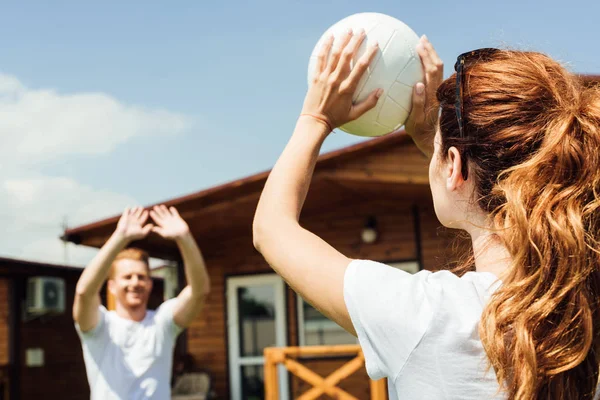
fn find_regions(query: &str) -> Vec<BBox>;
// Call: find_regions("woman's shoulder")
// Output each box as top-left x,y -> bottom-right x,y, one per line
349,259 -> 499,287
347,259 -> 501,311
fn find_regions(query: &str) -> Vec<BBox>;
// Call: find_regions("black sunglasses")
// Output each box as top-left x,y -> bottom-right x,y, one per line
453,48 -> 500,180
453,48 -> 500,139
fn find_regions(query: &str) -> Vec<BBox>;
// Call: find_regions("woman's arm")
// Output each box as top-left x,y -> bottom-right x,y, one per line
253,29 -> 381,334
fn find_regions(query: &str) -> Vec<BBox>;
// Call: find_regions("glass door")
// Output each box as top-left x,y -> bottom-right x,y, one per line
227,274 -> 288,400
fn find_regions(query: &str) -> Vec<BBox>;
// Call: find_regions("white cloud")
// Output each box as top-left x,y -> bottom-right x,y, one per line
0,73 -> 193,266
0,73 -> 192,166
0,173 -> 136,265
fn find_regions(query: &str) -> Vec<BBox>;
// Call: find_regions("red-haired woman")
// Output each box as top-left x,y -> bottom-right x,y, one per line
253,29 -> 600,399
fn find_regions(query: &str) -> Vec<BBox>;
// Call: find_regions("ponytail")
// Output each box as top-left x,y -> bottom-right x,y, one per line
437,51 -> 600,399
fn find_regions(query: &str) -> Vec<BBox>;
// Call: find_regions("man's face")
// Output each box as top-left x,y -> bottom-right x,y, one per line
108,259 -> 153,310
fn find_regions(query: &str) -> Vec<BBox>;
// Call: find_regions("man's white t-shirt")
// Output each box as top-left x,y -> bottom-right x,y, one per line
75,298 -> 184,400
344,259 -> 503,399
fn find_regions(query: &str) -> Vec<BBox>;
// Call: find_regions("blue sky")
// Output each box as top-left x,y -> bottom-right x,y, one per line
0,0 -> 598,264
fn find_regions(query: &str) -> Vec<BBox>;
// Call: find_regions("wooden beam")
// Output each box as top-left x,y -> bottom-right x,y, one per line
175,191 -> 262,223
371,378 -> 388,399
264,348 -> 280,400
298,354 -> 364,400
265,345 -> 387,400
279,344 -> 362,357
284,358 -> 357,400
316,170 -> 429,185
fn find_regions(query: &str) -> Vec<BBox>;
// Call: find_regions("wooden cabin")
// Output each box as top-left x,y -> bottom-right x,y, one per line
60,74 -> 600,400
62,131 -> 460,399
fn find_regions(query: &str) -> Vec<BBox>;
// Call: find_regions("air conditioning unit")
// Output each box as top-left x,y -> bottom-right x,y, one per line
26,277 -> 65,315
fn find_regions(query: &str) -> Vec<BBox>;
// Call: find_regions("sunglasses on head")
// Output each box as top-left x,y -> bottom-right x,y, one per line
453,48 -> 500,140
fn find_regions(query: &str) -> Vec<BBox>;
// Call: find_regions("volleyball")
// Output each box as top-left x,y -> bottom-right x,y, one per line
307,13 -> 423,137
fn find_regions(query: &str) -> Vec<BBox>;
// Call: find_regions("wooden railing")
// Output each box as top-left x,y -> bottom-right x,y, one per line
264,344 -> 387,400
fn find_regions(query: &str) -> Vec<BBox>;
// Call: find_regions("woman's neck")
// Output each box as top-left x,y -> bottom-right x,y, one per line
469,228 -> 512,279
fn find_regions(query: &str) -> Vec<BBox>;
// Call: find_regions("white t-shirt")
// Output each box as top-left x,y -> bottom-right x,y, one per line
75,298 -> 184,400
344,259 -> 503,399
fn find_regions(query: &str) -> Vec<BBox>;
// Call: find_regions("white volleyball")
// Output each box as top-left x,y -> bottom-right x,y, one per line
308,13 -> 423,137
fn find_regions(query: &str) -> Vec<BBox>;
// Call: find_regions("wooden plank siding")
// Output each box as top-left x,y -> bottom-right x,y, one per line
315,137 -> 430,186
18,275 -> 89,400
59,136 -> 474,399
0,262 -> 166,400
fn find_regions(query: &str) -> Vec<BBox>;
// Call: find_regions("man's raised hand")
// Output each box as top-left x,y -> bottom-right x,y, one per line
149,205 -> 190,240
114,207 -> 153,241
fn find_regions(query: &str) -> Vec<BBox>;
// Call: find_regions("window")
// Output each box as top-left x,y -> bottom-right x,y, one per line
296,261 -> 420,346
388,261 -> 420,274
297,296 -> 357,346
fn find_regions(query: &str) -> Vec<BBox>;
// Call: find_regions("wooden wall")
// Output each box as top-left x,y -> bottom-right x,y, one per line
0,270 -> 165,400
18,274 -> 89,400
317,135 -> 430,185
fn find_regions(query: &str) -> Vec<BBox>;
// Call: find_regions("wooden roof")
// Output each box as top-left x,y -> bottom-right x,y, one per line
62,131 -> 432,260
583,75 -> 600,87
0,257 -> 84,277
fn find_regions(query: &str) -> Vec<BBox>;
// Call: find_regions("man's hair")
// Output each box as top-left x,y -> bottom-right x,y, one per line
109,248 -> 150,279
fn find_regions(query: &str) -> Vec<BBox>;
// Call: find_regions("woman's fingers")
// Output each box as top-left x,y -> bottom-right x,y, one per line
345,41 -> 379,93
405,82 -> 426,132
416,40 -> 434,76
423,36 -> 443,68
301,29 -> 381,128
334,29 -> 366,77
325,29 -> 353,74
315,35 -> 334,74
417,36 -> 443,90
419,36 -> 443,128
349,88 -> 383,120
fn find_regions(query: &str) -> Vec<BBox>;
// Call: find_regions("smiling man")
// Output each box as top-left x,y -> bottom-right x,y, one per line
73,205 -> 210,399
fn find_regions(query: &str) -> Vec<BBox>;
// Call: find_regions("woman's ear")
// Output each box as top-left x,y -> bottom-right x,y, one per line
446,146 -> 466,191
